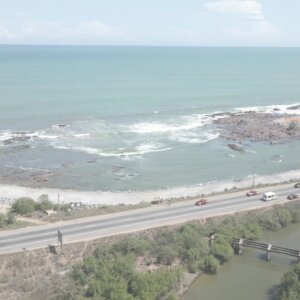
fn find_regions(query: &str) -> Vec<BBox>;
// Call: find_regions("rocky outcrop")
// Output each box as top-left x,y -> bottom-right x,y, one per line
287,105 -> 300,110
227,143 -> 245,152
213,112 -> 300,142
3,136 -> 31,145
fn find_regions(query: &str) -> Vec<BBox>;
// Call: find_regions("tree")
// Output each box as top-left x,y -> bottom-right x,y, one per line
12,197 -> 37,215
38,194 -> 54,210
211,236 -> 234,264
204,255 -> 220,274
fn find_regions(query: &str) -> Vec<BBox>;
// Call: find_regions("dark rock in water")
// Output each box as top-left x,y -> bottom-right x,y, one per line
270,140 -> 281,145
0,144 -> 31,154
3,136 -> 31,145
58,124 -> 68,127
87,160 -> 97,164
227,143 -> 245,152
287,105 -> 300,110
12,131 -> 34,135
273,108 -> 280,111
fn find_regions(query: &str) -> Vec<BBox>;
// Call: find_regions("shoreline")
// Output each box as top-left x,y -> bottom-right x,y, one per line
0,169 -> 300,206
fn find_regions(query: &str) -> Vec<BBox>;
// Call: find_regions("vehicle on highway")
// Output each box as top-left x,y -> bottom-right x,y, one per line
195,199 -> 208,206
246,190 -> 258,196
287,194 -> 299,200
294,183 -> 300,188
262,192 -> 278,202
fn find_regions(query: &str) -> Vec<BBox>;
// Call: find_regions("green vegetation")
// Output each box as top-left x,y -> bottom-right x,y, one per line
275,264 -> 300,300
0,212 -> 33,230
37,194 -> 54,210
10,195 -> 71,217
12,197 -> 37,215
71,246 -> 183,300
62,203 -> 300,299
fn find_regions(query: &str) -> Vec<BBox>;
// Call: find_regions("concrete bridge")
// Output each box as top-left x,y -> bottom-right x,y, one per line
231,238 -> 300,262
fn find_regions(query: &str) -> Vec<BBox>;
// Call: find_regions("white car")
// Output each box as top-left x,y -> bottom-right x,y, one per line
262,192 -> 278,201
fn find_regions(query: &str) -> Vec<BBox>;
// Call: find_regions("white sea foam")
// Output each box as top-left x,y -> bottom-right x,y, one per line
38,134 -> 59,140
0,131 -> 13,142
73,133 -> 90,138
127,113 -> 221,145
128,114 -> 216,134
169,131 -> 219,144
53,143 -> 171,158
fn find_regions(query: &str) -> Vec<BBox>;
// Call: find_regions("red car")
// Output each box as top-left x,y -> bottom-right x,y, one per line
246,190 -> 258,196
195,199 -> 208,206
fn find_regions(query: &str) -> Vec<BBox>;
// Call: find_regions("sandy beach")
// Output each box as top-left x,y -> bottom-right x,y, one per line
0,169 -> 299,206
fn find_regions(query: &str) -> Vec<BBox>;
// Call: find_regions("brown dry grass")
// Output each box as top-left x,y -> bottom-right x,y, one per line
0,236 -> 119,300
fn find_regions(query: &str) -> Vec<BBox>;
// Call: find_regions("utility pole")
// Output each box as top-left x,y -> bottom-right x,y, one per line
252,167 -> 255,189
57,229 -> 63,255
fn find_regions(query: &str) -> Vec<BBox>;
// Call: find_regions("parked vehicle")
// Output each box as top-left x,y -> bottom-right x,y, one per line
246,190 -> 258,196
262,192 -> 278,202
287,194 -> 299,200
294,183 -> 300,188
195,199 -> 208,206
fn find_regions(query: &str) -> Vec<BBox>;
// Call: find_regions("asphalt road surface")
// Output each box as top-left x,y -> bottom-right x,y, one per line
0,184 -> 298,254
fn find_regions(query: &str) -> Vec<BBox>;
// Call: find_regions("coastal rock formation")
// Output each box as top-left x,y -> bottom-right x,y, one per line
213,112 -> 300,142
2,131 -> 37,145
287,104 -> 300,110
227,143 -> 245,152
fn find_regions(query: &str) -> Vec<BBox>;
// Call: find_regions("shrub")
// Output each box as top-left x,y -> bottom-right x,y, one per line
6,212 -> 16,225
12,197 -> 37,215
0,213 -> 6,228
211,236 -> 234,264
39,199 -> 54,210
275,266 -> 300,300
275,207 -> 293,227
53,203 -> 71,213
156,246 -> 178,265
204,255 -> 220,274
85,279 -> 102,298
113,237 -> 151,256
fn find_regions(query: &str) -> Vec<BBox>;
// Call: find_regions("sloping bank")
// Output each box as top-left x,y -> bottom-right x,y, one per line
51,200 -> 300,300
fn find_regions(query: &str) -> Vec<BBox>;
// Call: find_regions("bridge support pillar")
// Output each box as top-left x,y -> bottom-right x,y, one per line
266,244 -> 272,262
238,239 -> 243,255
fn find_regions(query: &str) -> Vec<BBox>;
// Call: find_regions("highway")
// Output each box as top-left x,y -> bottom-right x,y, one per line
0,184 -> 298,254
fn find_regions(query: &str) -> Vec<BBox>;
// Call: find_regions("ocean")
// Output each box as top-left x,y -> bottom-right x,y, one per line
0,45 -> 300,196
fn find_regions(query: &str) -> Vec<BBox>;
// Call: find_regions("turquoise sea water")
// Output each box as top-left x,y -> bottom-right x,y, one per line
0,46 -> 300,192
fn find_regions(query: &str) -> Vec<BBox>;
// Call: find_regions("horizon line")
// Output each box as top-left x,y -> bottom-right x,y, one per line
0,44 -> 300,48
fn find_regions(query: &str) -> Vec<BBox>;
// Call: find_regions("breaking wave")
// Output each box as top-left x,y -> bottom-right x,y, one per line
53,143 -> 171,158
128,114 -> 221,134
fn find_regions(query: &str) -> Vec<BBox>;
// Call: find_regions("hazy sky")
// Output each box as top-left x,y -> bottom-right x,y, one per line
0,0 -> 299,46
